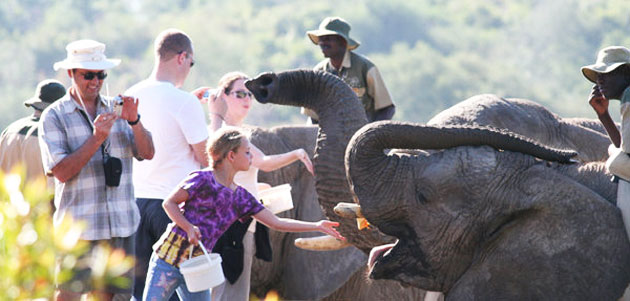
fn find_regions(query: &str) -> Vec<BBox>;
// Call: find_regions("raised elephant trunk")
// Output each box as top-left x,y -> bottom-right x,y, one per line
246,70 -> 393,252
346,121 -> 578,218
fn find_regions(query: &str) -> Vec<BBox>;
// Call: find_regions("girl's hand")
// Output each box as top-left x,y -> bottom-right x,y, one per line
185,225 -> 202,245
316,220 -> 345,241
294,149 -> 314,175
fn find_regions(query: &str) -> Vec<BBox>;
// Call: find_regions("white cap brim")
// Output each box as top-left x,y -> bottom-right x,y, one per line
53,58 -> 121,71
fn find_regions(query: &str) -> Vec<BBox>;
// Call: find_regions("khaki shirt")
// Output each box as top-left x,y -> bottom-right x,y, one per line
0,115 -> 47,183
302,50 -> 394,121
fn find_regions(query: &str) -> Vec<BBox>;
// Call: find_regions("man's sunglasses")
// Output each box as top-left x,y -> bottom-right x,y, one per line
177,51 -> 195,68
230,90 -> 253,99
80,71 -> 108,80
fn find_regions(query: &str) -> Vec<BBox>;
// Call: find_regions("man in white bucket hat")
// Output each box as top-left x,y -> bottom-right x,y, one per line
39,39 -> 154,300
302,16 -> 396,124
582,46 -> 630,251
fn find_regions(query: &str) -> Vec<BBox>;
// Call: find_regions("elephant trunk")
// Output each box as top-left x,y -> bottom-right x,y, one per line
346,121 -> 578,216
247,70 -> 391,252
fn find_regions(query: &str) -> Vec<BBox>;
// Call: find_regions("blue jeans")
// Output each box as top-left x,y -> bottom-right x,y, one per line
143,253 -> 211,301
134,198 -> 177,301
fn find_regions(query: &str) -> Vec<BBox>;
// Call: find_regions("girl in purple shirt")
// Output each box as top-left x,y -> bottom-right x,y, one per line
143,127 -> 344,300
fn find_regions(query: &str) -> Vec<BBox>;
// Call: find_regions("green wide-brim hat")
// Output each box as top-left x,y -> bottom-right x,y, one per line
307,16 -> 360,50
581,46 -> 630,83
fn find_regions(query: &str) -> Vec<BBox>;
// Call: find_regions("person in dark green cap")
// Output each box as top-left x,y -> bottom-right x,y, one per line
303,16 -> 396,124
0,79 -> 66,183
581,46 -> 630,245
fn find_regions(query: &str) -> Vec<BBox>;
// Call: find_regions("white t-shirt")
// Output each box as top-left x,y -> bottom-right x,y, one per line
126,80 -> 209,199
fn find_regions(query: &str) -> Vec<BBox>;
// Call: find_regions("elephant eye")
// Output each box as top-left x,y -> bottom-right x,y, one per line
415,189 -> 428,205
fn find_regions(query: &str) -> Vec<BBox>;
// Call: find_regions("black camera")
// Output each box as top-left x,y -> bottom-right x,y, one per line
103,154 -> 122,187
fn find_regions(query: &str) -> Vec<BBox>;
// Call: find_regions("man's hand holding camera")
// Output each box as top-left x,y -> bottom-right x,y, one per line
94,112 -> 118,142
118,95 -> 141,125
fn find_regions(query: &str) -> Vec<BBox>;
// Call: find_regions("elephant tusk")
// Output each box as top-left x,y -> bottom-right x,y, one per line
334,202 -> 364,219
294,235 -> 352,251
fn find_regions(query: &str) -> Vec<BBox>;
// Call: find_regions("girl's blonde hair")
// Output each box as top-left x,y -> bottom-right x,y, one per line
207,127 -> 248,168
217,71 -> 249,94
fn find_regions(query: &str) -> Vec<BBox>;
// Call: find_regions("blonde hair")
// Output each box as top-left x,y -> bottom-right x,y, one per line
207,127 -> 248,168
217,71 -> 249,94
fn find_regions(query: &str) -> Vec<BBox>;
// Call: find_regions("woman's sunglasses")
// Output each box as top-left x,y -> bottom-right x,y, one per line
81,71 -> 108,80
230,90 -> 253,99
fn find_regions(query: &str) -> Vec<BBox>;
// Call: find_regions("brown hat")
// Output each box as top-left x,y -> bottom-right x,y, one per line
24,79 -> 66,110
307,17 -> 360,50
581,46 -> 630,83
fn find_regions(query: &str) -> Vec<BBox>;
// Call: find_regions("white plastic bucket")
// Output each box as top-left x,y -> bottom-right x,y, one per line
179,243 -> 224,292
259,183 -> 293,214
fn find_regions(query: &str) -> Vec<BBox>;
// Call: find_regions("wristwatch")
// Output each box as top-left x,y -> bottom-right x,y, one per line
128,114 -> 141,126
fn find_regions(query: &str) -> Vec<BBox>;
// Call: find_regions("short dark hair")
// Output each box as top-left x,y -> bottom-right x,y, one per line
154,29 -> 193,61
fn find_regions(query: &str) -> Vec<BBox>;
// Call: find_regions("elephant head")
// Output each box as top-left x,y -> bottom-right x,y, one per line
346,121 -> 630,299
246,70 -> 393,252
427,94 -> 612,162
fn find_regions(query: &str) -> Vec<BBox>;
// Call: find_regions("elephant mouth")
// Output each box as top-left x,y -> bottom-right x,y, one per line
367,240 -> 406,281
367,237 -> 433,289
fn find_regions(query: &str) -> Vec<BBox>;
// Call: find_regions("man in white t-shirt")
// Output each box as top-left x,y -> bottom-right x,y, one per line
125,29 -> 209,300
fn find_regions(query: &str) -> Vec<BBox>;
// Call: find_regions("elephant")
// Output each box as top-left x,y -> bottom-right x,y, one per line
427,94 -> 612,162
245,69 -> 629,299
246,70 -> 428,300
344,121 -> 630,300
246,124 -> 366,300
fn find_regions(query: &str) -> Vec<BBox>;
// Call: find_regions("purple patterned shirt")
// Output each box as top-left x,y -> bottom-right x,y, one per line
154,169 -> 265,266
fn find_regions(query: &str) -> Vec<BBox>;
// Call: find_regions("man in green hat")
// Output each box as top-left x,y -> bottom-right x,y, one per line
0,79 -> 66,183
582,46 -> 630,244
303,16 -> 395,124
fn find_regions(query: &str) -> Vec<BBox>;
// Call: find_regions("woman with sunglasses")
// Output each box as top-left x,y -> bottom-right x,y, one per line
193,71 -> 313,301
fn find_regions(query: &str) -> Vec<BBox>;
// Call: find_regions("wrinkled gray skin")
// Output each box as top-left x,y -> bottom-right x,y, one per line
428,94 -> 613,162
246,125 -> 366,300
246,70 -> 427,299
346,121 -> 630,300
246,70 -> 393,251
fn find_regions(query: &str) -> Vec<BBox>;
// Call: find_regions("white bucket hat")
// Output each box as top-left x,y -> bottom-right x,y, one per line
53,39 -> 121,71
581,46 -> 630,83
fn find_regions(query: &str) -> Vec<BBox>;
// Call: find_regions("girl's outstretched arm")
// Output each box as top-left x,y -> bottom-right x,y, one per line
251,143 -> 314,175
163,188 -> 201,245
253,208 -> 344,240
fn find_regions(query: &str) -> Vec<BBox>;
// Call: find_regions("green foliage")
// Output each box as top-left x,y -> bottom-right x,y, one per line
0,167 -> 134,298
0,0 -> 628,130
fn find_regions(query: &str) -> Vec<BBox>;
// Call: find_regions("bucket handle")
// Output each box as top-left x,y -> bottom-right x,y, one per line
188,241 -> 213,265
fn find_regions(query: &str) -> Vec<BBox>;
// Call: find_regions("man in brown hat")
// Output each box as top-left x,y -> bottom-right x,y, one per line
0,79 -> 66,183
582,46 -> 630,243
303,16 -> 396,124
